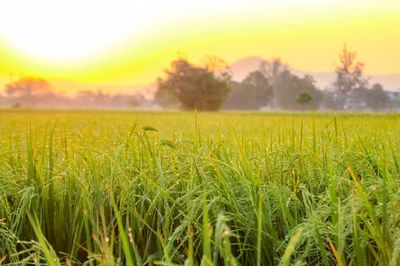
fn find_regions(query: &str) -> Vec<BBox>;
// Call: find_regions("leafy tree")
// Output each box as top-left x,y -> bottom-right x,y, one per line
366,83 -> 388,110
224,70 -> 273,110
259,58 -> 287,81
155,58 -> 231,111
334,45 -> 369,94
5,77 -> 52,97
202,55 -> 229,72
333,45 -> 369,108
296,91 -> 313,110
321,90 -> 341,110
257,59 -> 322,110
273,70 -> 322,110
4,77 -> 55,107
340,83 -> 388,111
154,77 -> 180,108
259,58 -> 287,107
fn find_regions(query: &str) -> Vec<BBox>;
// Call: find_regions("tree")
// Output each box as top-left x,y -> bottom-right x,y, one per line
259,58 -> 287,108
154,77 -> 180,108
273,70 -> 322,110
224,70 -> 273,110
366,83 -> 388,110
202,55 -> 229,72
4,77 -> 55,107
321,90 -> 341,110
5,77 -> 52,97
257,59 -> 323,110
259,58 -> 287,81
339,83 -> 388,111
296,91 -> 313,110
333,45 -> 369,108
155,58 -> 231,111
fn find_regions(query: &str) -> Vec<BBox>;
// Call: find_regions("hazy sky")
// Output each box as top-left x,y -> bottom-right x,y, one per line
0,0 -> 399,91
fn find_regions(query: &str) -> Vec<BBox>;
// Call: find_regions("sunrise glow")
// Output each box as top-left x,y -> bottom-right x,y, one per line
0,0 -> 399,92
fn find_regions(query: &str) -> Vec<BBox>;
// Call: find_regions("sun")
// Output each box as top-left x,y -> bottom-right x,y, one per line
0,0 -> 156,63
0,0 -> 218,63
0,0 -> 330,63
0,0 -> 399,79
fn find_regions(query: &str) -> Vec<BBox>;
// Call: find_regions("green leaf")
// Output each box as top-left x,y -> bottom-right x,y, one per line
160,139 -> 176,149
143,126 -> 159,132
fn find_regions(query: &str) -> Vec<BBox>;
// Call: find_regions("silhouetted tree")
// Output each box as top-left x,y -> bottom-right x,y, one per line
226,59 -> 323,110
155,58 -> 231,111
4,77 -> 56,107
1,78 -> 150,108
366,83 -> 388,110
5,77 -> 52,97
202,55 -> 229,72
334,45 -> 369,94
321,90 -> 341,110
273,71 -> 322,110
154,77 -> 180,108
340,83 -> 388,111
259,58 -> 287,107
259,58 -> 287,81
296,91 -> 313,110
333,45 -> 369,108
224,70 -> 273,110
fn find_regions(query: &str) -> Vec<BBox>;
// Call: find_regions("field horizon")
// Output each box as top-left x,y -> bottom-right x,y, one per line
1,0 -> 400,264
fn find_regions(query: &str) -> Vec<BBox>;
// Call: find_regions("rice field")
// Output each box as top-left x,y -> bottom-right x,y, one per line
1,110 -> 400,265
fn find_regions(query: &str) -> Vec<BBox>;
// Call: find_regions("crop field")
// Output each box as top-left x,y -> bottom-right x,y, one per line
1,110 -> 400,265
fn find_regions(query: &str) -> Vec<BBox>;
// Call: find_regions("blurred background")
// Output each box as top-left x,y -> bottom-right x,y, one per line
0,0 -> 399,111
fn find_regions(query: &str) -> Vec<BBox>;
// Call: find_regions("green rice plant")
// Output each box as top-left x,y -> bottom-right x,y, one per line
0,110 -> 399,265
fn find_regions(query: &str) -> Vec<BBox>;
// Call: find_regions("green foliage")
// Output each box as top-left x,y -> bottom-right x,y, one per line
334,44 -> 369,95
342,83 -> 389,111
225,59 -> 322,111
367,83 -> 389,110
296,91 -> 313,107
0,110 -> 400,265
273,71 -> 322,110
155,59 -> 231,111
224,71 -> 273,110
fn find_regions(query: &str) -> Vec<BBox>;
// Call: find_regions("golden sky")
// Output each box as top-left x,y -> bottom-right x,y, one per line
0,0 -> 399,92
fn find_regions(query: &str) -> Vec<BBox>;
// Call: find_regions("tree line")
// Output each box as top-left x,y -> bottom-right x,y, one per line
0,46 -> 397,111
0,77 -> 150,109
156,46 -> 395,111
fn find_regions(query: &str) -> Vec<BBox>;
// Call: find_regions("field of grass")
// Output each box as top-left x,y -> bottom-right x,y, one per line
1,110 -> 400,265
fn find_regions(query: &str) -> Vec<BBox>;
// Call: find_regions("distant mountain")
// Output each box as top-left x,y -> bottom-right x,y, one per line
230,56 -> 400,91
229,56 -> 264,81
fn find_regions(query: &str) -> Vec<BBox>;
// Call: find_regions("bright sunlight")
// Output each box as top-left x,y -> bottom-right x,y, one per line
1,1 -> 400,265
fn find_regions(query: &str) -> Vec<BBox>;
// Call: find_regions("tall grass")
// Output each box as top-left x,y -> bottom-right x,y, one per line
0,110 -> 400,265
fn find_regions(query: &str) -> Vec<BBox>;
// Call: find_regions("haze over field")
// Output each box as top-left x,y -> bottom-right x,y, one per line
1,0 -> 400,93
2,1 -> 400,264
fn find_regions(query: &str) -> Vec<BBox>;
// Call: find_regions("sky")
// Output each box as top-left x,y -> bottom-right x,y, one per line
0,0 -> 399,93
